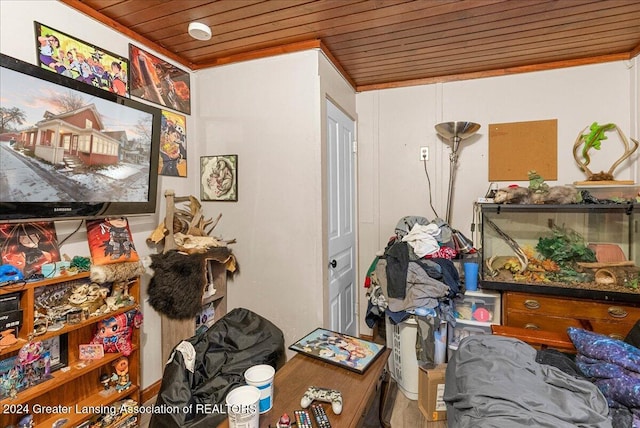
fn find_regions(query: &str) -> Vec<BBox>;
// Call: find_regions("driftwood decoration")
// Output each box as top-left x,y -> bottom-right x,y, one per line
572,123 -> 639,182
484,217 -> 529,274
147,189 -> 236,254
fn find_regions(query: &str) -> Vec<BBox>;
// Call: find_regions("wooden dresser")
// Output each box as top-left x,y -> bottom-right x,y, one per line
503,290 -> 640,340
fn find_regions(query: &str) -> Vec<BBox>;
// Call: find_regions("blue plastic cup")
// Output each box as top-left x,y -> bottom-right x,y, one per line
463,262 -> 479,291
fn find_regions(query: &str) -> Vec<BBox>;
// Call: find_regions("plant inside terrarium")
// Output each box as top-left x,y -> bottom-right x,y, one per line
534,224 -> 596,283
536,224 -> 596,266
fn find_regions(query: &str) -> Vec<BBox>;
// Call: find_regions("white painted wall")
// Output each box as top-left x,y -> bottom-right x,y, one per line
356,61 -> 640,334
0,0 -> 196,389
194,50 -> 356,356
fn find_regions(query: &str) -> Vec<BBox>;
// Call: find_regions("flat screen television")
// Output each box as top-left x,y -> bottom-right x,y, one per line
0,53 -> 161,223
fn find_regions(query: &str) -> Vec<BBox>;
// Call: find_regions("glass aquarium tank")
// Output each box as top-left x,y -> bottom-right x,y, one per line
479,203 -> 639,298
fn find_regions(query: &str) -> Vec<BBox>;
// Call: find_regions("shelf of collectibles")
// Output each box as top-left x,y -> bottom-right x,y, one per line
0,260 -> 143,427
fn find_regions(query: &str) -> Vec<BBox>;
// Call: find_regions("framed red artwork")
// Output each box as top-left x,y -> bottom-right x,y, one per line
0,222 -> 60,280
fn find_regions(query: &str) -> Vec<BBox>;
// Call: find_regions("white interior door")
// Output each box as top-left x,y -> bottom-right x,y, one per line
327,99 -> 357,336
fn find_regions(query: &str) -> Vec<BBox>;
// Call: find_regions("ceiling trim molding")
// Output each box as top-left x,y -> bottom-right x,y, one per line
60,0 -> 192,69
356,52 -> 632,92
631,43 -> 640,59
191,39 -> 322,70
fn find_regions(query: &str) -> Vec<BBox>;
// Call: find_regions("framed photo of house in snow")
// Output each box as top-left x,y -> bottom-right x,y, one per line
289,328 -> 386,374
34,21 -> 130,96
0,53 -> 162,222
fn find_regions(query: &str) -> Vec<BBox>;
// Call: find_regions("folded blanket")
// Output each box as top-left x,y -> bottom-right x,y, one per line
568,328 -> 640,374
568,328 -> 640,427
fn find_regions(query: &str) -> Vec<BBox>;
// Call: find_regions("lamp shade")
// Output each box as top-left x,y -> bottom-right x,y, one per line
435,122 -> 481,143
188,22 -> 212,41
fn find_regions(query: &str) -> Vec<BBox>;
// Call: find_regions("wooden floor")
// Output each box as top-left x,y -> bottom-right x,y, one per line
139,389 -> 447,427
390,389 -> 448,428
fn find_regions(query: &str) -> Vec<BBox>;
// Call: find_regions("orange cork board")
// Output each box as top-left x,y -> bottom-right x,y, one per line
488,119 -> 557,181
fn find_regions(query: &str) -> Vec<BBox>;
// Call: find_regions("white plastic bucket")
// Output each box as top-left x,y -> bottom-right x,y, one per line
244,364 -> 275,413
225,385 -> 260,428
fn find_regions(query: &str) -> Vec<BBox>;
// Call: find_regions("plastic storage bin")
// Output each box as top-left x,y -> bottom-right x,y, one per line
454,290 -> 501,323
386,316 -> 447,400
447,319 -> 495,360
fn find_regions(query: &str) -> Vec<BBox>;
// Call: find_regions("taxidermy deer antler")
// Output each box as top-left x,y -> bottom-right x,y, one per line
147,190 -> 235,253
572,123 -> 639,181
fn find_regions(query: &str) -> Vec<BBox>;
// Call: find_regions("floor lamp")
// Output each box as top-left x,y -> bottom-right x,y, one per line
435,121 -> 481,226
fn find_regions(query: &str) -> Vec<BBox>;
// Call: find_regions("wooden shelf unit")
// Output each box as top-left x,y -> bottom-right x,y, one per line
0,273 -> 141,427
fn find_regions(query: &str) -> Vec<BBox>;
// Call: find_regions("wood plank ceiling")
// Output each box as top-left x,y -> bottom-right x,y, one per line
62,0 -> 640,91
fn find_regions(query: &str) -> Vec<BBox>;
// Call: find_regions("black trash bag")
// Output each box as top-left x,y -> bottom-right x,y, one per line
149,307 -> 286,428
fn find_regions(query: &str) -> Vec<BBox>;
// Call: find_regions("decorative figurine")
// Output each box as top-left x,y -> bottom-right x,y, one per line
111,356 -> 131,392
0,329 -> 18,350
17,414 -> 34,428
276,413 -> 291,428
100,373 -> 111,390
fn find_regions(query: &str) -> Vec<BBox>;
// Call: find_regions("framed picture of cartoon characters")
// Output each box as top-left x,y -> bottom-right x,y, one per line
289,328 -> 385,374
0,221 -> 61,280
159,110 -> 187,177
34,21 -> 129,96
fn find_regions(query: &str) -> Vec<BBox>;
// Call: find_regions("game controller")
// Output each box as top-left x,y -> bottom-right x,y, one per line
300,386 -> 343,415
0,264 -> 23,284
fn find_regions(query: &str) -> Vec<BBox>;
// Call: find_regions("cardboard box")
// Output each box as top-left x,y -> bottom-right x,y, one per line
418,363 -> 447,421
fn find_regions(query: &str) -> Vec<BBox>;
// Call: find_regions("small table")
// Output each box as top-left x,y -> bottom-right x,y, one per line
219,348 -> 390,428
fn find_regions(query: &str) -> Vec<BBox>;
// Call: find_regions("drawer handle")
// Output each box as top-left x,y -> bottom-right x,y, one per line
523,299 -> 540,310
524,323 -> 540,330
607,307 -> 628,318
608,333 -> 625,340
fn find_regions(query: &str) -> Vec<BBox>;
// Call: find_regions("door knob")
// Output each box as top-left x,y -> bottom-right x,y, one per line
329,259 -> 337,268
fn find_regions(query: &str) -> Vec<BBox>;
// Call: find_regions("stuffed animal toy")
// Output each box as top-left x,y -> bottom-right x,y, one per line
90,260 -> 145,284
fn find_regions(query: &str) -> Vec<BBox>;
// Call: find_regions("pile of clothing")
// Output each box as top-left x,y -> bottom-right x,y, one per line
365,216 -> 466,365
